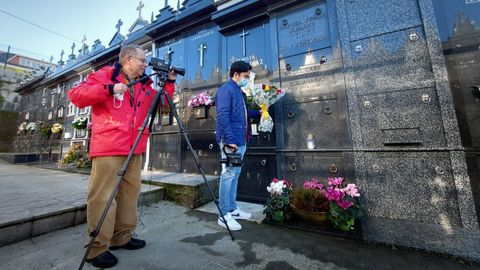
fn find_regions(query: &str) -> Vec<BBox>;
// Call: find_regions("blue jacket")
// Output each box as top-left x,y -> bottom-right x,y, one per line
215,79 -> 259,146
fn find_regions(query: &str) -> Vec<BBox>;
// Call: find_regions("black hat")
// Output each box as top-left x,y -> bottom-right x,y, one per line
229,60 -> 252,77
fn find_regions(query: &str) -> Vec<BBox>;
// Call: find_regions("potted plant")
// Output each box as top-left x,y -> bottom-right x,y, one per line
26,121 -> 37,134
38,124 -> 52,138
325,177 -> 362,232
17,121 -> 28,135
188,91 -> 214,119
51,123 -> 63,139
263,178 -> 292,222
71,117 -> 88,130
290,178 -> 329,223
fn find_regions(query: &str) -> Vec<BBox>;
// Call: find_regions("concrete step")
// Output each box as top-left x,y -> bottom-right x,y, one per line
142,171 -> 220,209
0,184 -> 164,247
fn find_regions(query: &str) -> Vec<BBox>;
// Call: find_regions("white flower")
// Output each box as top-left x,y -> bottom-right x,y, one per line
267,180 -> 287,196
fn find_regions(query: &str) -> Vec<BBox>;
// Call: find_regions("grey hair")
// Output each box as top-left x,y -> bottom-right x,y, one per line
119,44 -> 144,65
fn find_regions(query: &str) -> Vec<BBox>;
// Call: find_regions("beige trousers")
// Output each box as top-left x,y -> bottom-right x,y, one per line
86,155 -> 142,259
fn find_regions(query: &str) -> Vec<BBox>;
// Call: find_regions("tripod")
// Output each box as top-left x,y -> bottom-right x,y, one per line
78,53 -> 234,270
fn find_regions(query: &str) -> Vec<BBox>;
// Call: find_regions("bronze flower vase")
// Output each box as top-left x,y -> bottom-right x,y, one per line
291,204 -> 328,223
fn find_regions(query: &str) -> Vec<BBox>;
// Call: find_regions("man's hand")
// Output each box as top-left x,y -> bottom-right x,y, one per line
168,70 -> 177,81
226,144 -> 237,151
113,83 -> 128,94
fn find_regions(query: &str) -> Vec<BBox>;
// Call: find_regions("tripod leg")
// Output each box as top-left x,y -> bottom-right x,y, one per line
78,89 -> 165,270
162,91 -> 235,241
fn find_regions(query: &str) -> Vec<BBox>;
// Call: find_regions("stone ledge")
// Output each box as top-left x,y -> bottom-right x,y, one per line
0,184 -> 164,247
142,171 -> 219,209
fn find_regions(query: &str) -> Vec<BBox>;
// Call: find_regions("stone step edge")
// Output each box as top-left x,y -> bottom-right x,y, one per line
0,185 -> 165,247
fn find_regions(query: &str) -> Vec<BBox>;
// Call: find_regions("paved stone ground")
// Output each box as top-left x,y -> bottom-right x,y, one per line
1,160 -> 480,269
0,201 -> 479,270
0,160 -> 89,226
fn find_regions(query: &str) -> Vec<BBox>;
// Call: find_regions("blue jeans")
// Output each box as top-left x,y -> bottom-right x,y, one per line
218,142 -> 246,216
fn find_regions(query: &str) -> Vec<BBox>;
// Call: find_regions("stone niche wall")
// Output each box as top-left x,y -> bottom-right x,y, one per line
336,0 -> 479,260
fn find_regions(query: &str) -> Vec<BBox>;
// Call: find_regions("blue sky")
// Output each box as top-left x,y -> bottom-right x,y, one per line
0,0 -> 177,63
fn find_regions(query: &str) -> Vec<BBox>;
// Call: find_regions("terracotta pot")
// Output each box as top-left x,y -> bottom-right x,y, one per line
291,204 -> 328,223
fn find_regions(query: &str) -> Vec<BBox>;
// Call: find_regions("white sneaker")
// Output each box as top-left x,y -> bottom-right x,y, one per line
230,208 -> 252,220
218,212 -> 242,231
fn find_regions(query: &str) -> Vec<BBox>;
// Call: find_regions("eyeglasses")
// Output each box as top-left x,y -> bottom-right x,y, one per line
129,56 -> 147,64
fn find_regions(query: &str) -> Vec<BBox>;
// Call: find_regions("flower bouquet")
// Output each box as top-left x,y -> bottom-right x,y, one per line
17,121 -> 28,135
26,122 -> 37,133
51,123 -> 63,134
71,117 -> 88,129
263,178 -> 293,222
325,177 -> 362,231
251,84 -> 285,132
187,91 -> 214,109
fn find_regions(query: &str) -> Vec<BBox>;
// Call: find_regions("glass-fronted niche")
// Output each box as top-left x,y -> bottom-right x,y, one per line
433,0 -> 480,148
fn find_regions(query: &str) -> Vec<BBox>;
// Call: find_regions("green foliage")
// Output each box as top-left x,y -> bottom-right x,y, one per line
263,179 -> 292,222
38,125 -> 52,137
62,144 -> 91,168
75,157 -> 92,169
246,95 -> 260,111
290,188 -> 329,212
328,202 -> 362,232
71,117 -> 88,129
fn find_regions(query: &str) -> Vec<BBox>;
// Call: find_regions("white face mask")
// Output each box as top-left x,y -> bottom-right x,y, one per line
113,93 -> 123,108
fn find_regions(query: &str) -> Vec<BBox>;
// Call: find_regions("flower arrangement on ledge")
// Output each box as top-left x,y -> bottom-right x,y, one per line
187,92 -> 214,109
51,123 -> 63,134
71,117 -> 88,129
263,178 -> 293,222
17,121 -> 28,134
326,177 -> 362,231
291,178 -> 329,214
62,144 -> 92,168
264,176 -> 362,232
26,122 -> 37,132
17,121 -> 37,135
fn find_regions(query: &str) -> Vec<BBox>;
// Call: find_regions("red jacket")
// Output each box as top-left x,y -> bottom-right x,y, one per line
68,63 -> 175,158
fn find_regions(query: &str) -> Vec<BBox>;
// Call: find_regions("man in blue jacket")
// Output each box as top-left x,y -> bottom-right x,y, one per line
216,60 -> 259,231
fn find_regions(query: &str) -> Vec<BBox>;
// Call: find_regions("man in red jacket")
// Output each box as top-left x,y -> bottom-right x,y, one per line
68,44 -> 176,268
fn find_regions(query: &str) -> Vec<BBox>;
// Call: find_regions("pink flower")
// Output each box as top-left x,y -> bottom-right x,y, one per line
272,178 -> 279,183
326,187 -> 344,202
336,200 -> 353,209
343,183 -> 360,197
328,177 -> 344,186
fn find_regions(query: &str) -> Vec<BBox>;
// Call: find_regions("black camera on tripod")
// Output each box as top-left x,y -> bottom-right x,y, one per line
219,145 -> 242,167
150,57 -> 185,76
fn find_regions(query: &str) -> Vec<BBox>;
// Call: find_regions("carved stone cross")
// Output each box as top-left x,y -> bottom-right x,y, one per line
116,19 -> 123,33
137,1 -> 144,19
81,35 -> 87,54
239,29 -> 249,57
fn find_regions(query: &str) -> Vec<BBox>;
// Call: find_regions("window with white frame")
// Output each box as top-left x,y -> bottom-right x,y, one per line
78,106 -> 89,115
57,106 -> 64,118
67,102 -> 76,116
